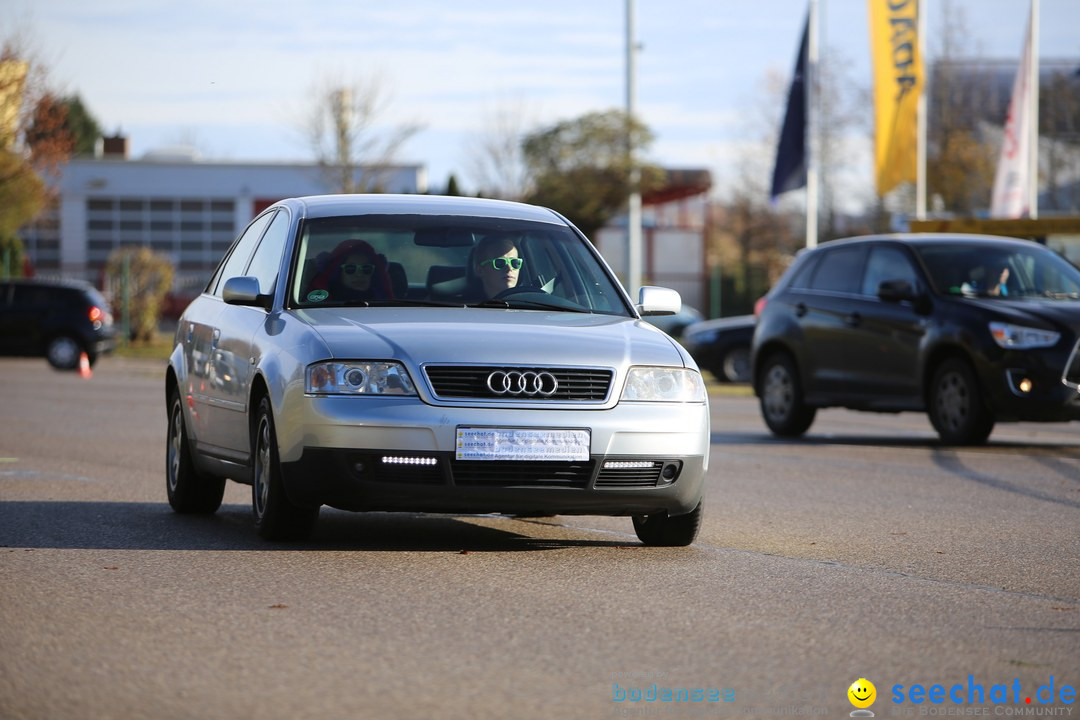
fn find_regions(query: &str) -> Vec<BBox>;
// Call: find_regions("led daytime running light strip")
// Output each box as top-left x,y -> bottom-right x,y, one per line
382,456 -> 438,466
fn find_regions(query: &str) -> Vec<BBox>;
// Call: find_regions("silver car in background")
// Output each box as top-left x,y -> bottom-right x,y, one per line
166,195 -> 709,545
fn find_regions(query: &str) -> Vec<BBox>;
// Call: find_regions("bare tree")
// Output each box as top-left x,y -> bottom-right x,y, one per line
303,73 -> 423,193
465,100 -> 535,201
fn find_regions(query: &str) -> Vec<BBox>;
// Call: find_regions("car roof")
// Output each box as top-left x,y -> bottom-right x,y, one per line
275,194 -> 569,225
810,233 -> 1038,250
0,277 -> 96,290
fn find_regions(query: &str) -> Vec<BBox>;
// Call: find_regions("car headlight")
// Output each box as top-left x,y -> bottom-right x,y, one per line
305,361 -> 417,395
621,367 -> 705,402
988,322 -> 1060,349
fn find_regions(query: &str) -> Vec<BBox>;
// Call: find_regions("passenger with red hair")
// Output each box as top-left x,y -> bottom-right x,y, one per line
308,239 -> 393,302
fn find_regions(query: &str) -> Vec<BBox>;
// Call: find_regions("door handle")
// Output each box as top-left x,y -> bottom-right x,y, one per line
845,312 -> 862,327
795,302 -> 807,318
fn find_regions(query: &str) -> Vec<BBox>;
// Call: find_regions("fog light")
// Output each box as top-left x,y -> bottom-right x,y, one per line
603,461 -> 655,470
1006,369 -> 1034,396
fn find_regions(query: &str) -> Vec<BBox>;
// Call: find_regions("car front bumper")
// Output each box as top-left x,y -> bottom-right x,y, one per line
978,339 -> 1080,422
278,396 -> 709,517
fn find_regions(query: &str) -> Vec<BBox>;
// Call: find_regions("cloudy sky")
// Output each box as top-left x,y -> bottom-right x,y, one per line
6,0 -> 1079,205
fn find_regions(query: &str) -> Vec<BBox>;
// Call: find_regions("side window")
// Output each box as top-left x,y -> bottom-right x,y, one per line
210,211 -> 275,296
808,246 -> 865,294
244,210 -> 291,296
861,246 -> 919,296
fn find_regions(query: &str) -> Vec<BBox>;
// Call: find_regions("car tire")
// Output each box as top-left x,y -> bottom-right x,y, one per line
252,396 -> 319,541
720,345 -> 751,383
632,500 -> 703,547
46,335 -> 82,370
928,358 -> 994,445
758,352 -> 816,437
166,390 -> 226,513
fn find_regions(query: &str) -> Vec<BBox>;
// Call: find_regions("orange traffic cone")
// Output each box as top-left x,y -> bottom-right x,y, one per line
78,352 -> 92,379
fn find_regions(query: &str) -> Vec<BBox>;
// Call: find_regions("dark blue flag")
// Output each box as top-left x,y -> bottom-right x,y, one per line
770,13 -> 809,200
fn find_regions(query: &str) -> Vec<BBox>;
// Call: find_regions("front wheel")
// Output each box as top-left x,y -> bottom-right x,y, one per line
632,500 -> 703,547
166,390 -> 225,513
758,352 -> 816,437
927,358 -> 994,445
252,396 -> 319,541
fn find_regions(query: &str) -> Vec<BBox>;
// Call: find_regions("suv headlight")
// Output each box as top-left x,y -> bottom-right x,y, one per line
989,322 -> 1060,349
621,367 -> 705,402
305,361 -> 416,395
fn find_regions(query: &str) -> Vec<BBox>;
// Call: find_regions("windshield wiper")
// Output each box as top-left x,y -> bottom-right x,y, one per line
469,298 -> 594,313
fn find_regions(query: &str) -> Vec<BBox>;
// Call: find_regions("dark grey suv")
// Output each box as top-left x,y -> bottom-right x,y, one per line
0,278 -> 116,369
751,234 -> 1080,444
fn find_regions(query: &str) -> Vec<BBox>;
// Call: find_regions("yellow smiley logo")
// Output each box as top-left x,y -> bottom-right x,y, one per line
848,678 -> 877,709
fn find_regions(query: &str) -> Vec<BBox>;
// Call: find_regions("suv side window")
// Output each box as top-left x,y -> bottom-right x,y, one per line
808,246 -> 865,295
861,246 -> 919,296
210,210 -> 276,296
244,210 -> 291,296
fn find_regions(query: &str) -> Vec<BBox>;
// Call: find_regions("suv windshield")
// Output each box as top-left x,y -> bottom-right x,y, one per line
288,214 -> 629,315
915,242 -> 1080,300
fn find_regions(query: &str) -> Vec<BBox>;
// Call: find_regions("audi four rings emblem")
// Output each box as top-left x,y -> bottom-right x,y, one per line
487,370 -> 559,396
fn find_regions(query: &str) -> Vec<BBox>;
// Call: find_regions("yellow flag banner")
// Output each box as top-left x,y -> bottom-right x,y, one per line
868,0 -> 923,195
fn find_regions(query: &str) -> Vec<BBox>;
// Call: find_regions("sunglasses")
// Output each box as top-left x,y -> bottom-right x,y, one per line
481,256 -> 524,271
341,263 -> 375,275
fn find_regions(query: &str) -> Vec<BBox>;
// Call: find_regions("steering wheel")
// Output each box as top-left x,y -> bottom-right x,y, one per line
493,285 -> 544,300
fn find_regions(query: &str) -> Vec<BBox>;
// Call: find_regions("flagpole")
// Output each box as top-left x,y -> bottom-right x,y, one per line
915,0 -> 927,220
806,0 -> 819,248
1028,0 -> 1039,219
626,0 -> 643,300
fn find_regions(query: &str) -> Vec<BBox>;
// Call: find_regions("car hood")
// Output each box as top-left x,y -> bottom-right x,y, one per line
295,307 -> 691,368
960,297 -> 1080,335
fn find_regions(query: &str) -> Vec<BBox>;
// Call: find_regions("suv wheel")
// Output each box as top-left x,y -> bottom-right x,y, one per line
46,335 -> 82,370
758,352 -> 816,437
166,390 -> 225,513
928,358 -> 994,445
632,500 -> 703,547
252,396 -> 319,541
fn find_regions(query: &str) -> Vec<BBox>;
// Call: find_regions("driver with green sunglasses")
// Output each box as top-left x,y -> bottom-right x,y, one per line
473,234 -> 523,299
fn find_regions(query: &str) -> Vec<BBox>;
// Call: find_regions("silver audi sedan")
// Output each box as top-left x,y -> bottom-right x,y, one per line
166,195 -> 709,545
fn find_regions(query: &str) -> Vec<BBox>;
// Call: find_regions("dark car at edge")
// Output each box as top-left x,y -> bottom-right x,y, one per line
751,234 -> 1080,444
0,278 -> 116,370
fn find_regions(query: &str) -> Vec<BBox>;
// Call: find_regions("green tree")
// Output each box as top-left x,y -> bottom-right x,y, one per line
444,173 -> 461,196
104,247 -> 174,343
522,109 -> 664,239
60,95 -> 101,155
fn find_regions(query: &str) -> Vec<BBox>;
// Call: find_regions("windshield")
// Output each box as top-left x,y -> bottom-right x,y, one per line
915,242 -> 1080,300
288,214 -> 630,315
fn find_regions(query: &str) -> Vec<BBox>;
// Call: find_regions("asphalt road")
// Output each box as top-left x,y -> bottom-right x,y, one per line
1,356 -> 1078,720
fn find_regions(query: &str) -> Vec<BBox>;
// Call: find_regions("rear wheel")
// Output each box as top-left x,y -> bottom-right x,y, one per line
719,345 -> 751,383
928,358 -> 994,445
252,396 -> 319,541
633,500 -> 703,547
758,352 -> 816,437
166,390 -> 225,513
46,335 -> 82,370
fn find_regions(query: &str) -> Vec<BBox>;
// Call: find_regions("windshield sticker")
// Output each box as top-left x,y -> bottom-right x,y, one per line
306,289 -> 329,303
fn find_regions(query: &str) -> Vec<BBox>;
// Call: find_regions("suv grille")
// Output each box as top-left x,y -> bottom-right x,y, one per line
425,366 -> 613,401
1065,340 -> 1080,389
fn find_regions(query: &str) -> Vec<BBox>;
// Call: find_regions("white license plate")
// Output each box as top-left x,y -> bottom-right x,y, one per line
455,427 -> 590,461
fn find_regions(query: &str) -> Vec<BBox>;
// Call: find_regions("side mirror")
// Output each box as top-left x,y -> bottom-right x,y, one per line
636,286 -> 681,317
877,279 -> 915,303
878,279 -> 932,315
223,276 -> 272,310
